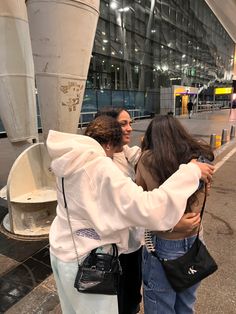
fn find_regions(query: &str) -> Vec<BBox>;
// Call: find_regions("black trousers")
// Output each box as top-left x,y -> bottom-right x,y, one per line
118,247 -> 143,314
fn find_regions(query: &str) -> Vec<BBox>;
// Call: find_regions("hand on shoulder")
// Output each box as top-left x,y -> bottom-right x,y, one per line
191,159 -> 215,183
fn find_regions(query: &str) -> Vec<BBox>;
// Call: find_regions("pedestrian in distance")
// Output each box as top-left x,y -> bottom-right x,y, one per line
46,115 -> 214,314
136,114 -> 215,314
187,99 -> 194,119
229,98 -> 236,122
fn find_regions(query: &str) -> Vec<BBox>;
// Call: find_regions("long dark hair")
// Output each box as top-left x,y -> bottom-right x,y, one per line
141,115 -> 214,210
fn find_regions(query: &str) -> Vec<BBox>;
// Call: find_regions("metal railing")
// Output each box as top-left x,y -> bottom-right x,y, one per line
197,101 -> 230,112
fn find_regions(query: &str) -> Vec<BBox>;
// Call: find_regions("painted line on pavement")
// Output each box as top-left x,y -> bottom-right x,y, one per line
215,147 -> 236,172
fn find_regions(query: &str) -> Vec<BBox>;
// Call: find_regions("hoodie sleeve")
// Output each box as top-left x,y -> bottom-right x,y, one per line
92,160 -> 201,235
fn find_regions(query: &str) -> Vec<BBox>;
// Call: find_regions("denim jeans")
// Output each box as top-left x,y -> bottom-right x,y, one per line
50,253 -> 118,314
142,235 -> 200,314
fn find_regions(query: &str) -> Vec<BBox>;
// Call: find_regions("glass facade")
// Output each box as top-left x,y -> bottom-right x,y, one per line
0,0 -> 235,133
82,0 -> 235,116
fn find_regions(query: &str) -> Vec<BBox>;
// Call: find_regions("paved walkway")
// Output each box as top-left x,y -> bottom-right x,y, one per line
0,109 -> 236,313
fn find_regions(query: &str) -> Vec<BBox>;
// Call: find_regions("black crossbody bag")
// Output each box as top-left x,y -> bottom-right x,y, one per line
145,184 -> 218,292
62,178 -> 122,295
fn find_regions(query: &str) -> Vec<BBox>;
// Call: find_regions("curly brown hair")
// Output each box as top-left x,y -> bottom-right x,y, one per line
84,115 -> 122,148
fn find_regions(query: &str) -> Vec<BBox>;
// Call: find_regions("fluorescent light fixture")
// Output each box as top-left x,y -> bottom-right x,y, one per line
162,65 -> 168,71
118,7 -> 130,12
110,2 -> 117,10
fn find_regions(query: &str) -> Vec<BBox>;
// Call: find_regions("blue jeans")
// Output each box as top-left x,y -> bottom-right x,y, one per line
142,235 -> 200,314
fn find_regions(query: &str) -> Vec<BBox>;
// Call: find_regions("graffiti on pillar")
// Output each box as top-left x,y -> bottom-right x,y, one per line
60,81 -> 84,112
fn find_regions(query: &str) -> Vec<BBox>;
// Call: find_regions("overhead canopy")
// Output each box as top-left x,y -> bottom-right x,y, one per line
205,0 -> 236,43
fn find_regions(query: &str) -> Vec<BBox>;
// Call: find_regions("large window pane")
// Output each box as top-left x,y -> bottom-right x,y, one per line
82,89 -> 97,112
97,90 -> 112,109
112,90 -> 124,107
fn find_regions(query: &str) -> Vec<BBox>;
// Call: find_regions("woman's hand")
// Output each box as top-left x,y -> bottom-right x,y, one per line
191,159 -> 215,183
173,212 -> 201,233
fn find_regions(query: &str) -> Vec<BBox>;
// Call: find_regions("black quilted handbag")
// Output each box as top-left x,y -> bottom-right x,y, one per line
61,177 -> 122,295
74,244 -> 122,295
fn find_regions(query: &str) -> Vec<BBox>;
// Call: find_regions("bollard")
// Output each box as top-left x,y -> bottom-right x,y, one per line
221,129 -> 228,145
215,135 -> 221,148
210,134 -> 216,149
230,125 -> 235,139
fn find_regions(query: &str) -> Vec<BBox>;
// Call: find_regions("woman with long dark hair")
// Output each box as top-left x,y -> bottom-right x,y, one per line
136,115 -> 214,314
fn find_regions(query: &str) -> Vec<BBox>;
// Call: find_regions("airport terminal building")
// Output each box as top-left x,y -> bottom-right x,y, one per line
0,0 -> 235,131
81,0 -> 235,119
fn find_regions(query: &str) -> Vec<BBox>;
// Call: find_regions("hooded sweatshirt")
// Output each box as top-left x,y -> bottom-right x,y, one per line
47,130 -> 201,262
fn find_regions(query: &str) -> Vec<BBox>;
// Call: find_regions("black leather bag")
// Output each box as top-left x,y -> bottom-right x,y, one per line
160,184 -> 218,292
61,178 -> 122,295
161,236 -> 218,292
74,244 -> 122,295
146,183 -> 218,293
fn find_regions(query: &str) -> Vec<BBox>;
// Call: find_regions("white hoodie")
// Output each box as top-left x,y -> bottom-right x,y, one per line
47,130 -> 201,262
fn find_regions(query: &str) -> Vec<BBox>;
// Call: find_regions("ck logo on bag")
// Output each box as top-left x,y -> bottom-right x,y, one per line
188,266 -> 197,275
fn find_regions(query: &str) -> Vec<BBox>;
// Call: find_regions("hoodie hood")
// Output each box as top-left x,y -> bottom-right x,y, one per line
46,130 -> 106,177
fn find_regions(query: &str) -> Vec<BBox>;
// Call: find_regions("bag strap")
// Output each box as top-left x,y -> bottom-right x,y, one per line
90,243 -> 118,259
62,177 -> 80,264
200,182 -> 207,218
196,182 -> 207,237
61,177 -> 118,262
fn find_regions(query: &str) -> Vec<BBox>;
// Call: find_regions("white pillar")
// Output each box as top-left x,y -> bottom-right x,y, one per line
27,0 -> 100,139
0,0 -> 37,142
